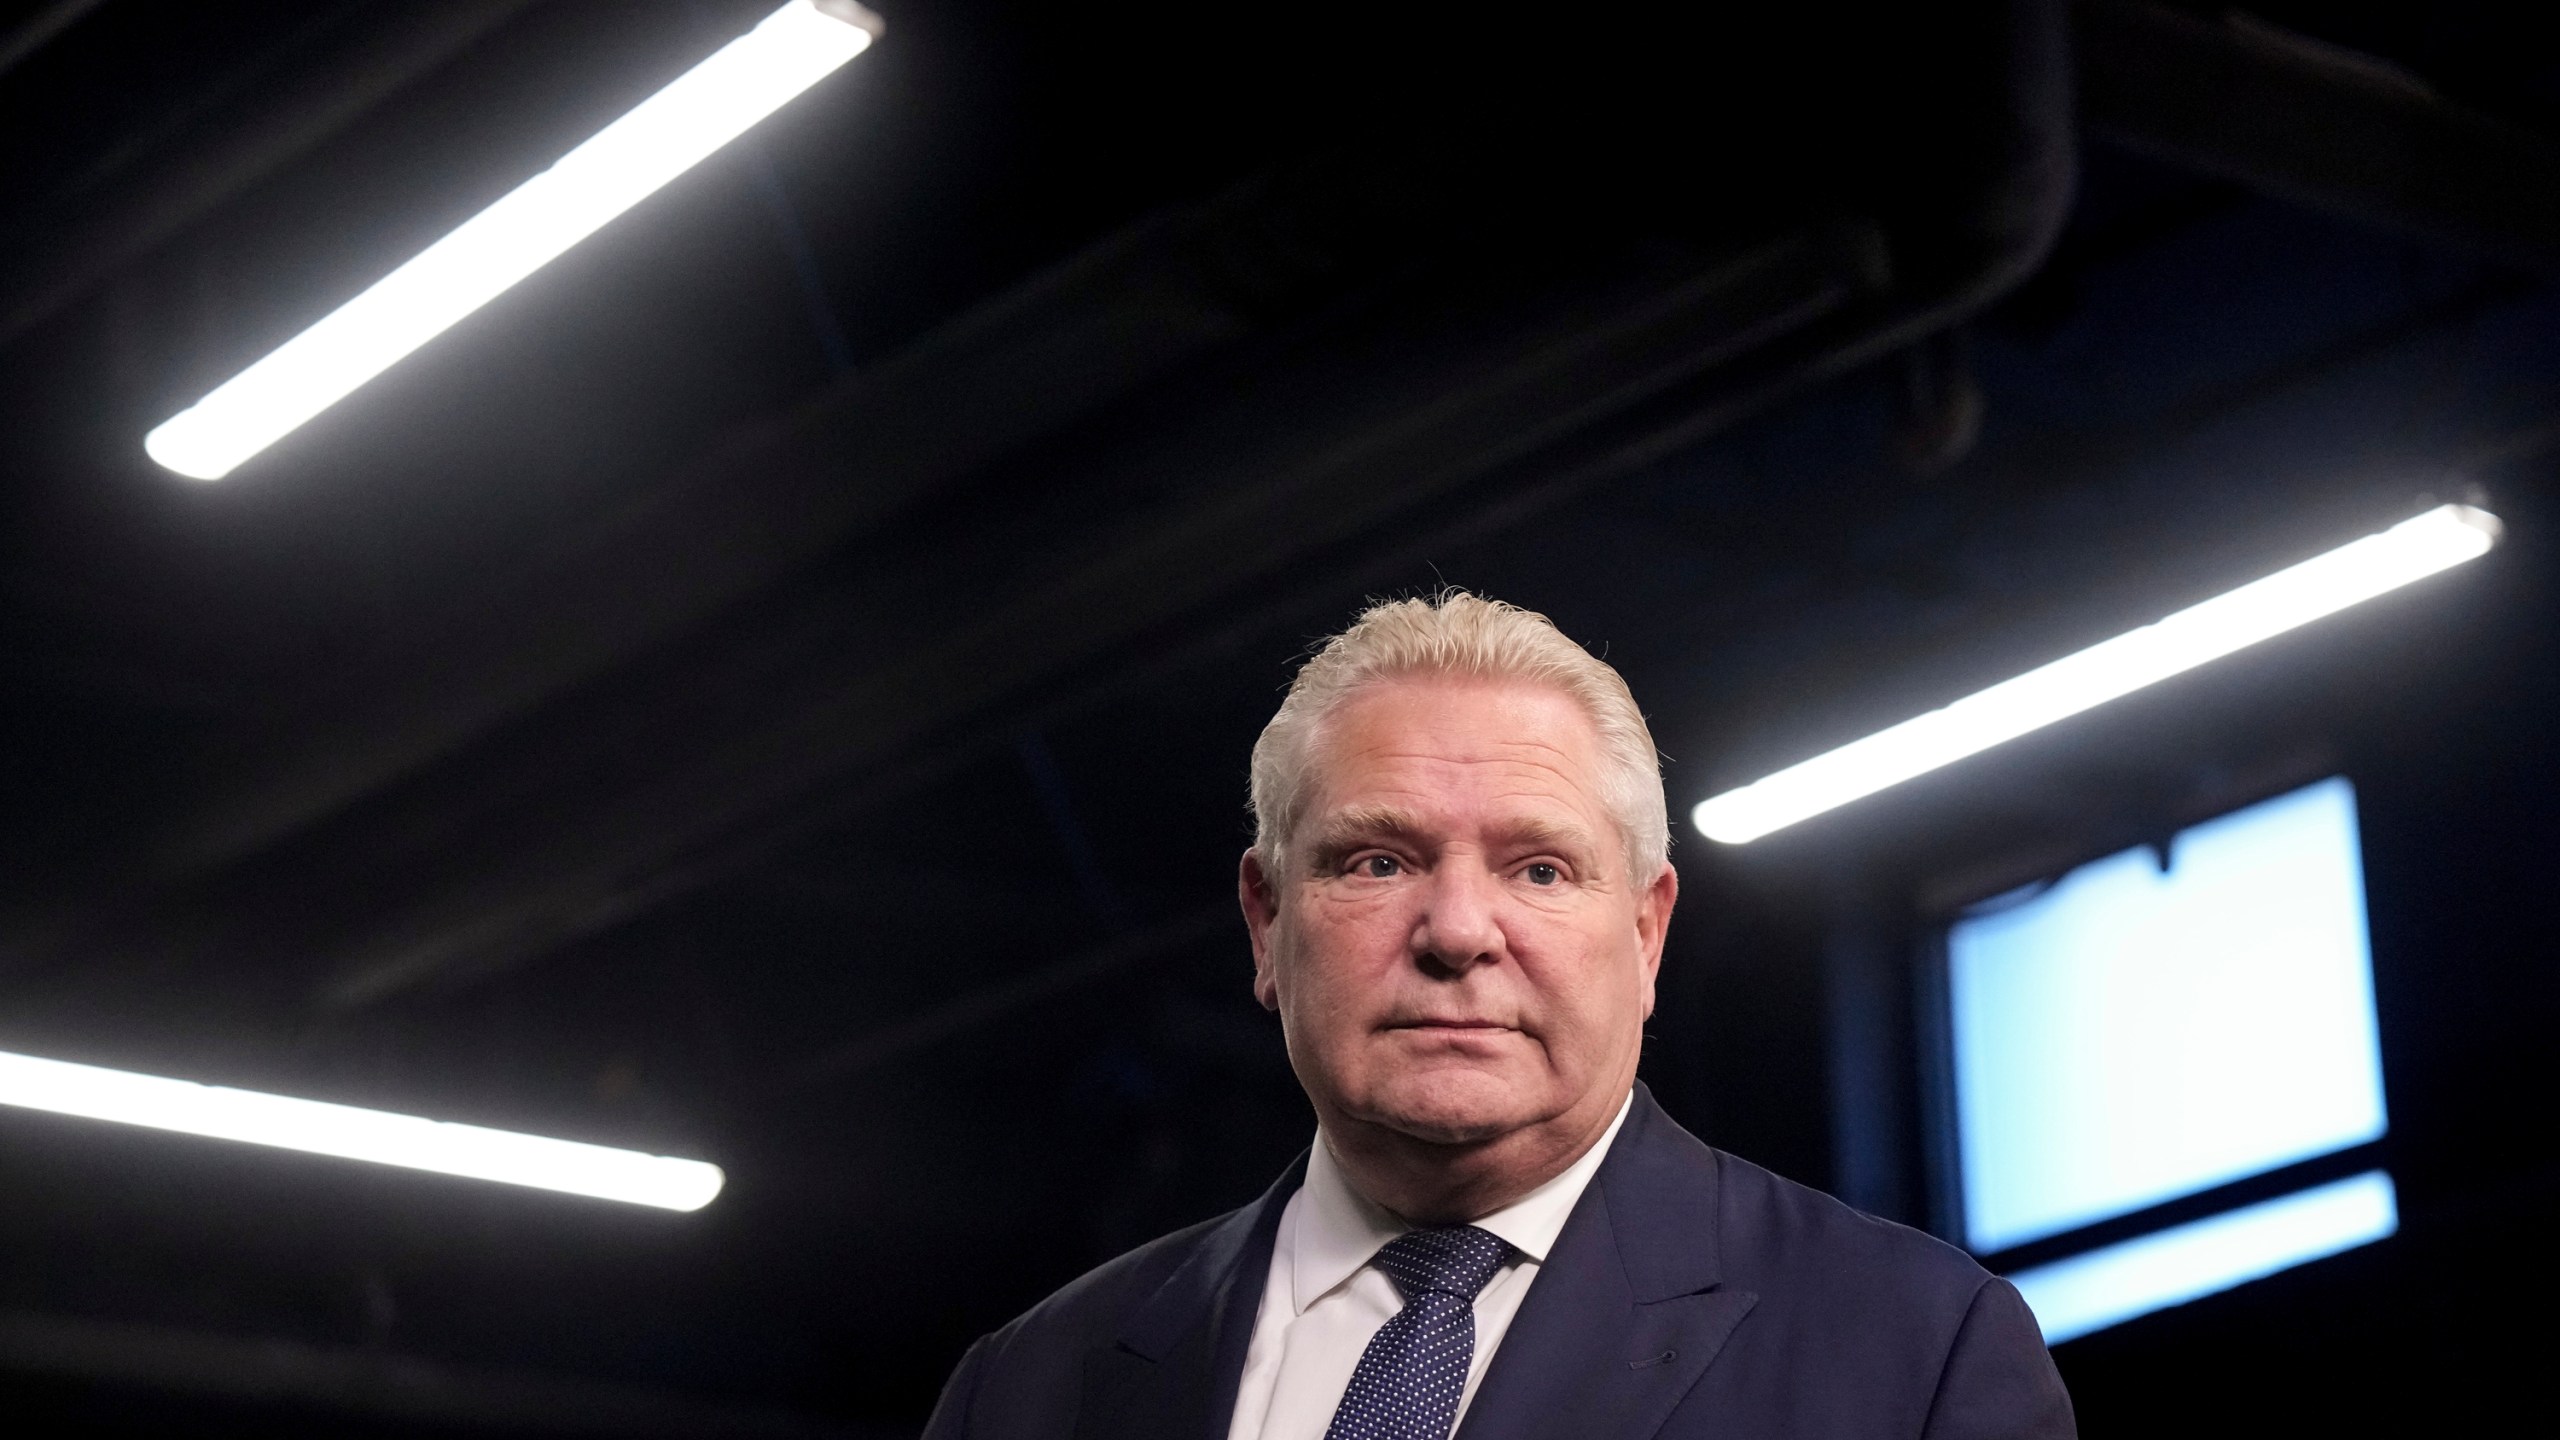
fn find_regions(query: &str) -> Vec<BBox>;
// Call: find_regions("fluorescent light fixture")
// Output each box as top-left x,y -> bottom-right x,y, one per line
0,1048 -> 724,1211
2007,1170 -> 2397,1344
1693,504 -> 2502,844
144,0 -> 884,481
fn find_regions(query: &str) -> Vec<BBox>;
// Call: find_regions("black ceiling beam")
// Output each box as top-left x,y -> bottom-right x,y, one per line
313,217 -> 1898,1012
0,0 -> 109,83
2079,0 -> 2560,275
273,0 -> 2070,1015
138,149 -> 1470,882
12,1 -> 2076,1023
0,0 -> 538,351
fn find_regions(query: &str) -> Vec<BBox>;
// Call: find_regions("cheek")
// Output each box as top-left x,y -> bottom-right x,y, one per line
1279,893 -> 1416,1011
1294,890 -> 1412,958
1520,911 -> 1648,1012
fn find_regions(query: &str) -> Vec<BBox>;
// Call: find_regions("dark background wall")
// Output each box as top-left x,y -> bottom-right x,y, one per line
0,1 -> 2553,1434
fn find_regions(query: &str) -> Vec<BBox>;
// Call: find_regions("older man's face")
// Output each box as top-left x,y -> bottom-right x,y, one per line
1242,678 -> 1676,1149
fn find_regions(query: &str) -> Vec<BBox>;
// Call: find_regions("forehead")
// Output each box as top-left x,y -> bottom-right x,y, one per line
1305,678 -> 1609,814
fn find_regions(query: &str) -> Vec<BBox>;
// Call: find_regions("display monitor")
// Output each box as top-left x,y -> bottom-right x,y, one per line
1943,775 -> 2394,1340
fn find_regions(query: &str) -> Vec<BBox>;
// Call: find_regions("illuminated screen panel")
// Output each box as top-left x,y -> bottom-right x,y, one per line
2007,1170 -> 2397,1344
1948,776 -> 2388,1254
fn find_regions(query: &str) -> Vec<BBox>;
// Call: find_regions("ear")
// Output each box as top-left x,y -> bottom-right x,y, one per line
1240,847 -> 1284,1011
1634,859 -> 1678,1020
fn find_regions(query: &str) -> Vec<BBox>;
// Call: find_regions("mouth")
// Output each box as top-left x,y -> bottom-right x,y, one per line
1385,1020 -> 1516,1035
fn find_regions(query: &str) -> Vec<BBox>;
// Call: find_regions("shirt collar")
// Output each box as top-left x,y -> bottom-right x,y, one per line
1290,1089 -> 1635,1314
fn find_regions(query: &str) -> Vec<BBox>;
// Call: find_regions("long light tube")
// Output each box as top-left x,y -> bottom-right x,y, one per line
144,0 -> 883,481
0,1048 -> 724,1211
1693,504 -> 2503,844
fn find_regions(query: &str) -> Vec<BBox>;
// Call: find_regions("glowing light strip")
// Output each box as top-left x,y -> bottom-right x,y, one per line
2008,1170 -> 2397,1344
0,1048 -> 723,1211
1693,504 -> 2501,844
145,0 -> 883,480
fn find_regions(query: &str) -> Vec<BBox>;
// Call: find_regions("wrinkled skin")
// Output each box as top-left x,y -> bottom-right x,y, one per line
1240,678 -> 1677,1223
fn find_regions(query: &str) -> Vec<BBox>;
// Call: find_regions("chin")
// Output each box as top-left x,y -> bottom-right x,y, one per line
1355,1070 -> 1549,1147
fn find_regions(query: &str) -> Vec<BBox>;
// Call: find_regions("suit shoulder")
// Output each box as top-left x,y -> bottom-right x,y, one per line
1711,1147 -> 1991,1310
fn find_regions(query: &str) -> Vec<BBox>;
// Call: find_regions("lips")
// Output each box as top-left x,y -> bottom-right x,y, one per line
1386,1019 -> 1514,1032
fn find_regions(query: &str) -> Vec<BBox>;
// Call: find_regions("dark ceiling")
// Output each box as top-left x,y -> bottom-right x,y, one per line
2,1 -> 2556,1435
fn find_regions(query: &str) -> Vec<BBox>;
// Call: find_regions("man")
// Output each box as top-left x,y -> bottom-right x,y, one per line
925,593 -> 2074,1439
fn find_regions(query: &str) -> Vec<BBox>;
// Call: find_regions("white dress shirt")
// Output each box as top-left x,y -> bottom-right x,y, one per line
1224,1091 -> 1634,1440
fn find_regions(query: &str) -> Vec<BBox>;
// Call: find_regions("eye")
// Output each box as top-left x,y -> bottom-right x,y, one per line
1524,862 -> 1561,886
1356,854 -> 1401,878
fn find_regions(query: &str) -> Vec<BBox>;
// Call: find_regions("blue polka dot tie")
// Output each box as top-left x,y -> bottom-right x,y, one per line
1321,1225 -> 1512,1440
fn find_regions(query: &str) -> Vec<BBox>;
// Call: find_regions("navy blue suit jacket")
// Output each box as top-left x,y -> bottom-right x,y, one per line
923,1085 -> 2074,1439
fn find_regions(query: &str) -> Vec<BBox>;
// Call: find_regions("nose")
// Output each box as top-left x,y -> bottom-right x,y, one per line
1408,859 -> 1507,976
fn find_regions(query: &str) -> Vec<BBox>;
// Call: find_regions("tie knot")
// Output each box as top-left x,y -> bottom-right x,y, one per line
1371,1225 -> 1509,1302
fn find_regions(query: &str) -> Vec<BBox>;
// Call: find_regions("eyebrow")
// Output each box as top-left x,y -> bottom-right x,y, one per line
1497,816 -> 1603,857
1303,806 -> 1431,869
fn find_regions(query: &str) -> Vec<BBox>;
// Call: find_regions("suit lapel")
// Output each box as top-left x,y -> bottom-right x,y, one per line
1453,1088 -> 1760,1440
1076,1155 -> 1303,1440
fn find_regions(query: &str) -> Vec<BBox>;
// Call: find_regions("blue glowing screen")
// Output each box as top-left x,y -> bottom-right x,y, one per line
1948,777 -> 2388,1254
2008,1170 -> 2397,1344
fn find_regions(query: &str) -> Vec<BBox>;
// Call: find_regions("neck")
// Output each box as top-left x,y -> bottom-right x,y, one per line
1321,1088 -> 1628,1225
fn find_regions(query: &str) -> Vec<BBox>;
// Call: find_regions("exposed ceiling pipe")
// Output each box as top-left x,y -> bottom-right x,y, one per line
2079,0 -> 2560,276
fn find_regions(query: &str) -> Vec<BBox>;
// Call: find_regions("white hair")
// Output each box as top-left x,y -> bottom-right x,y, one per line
1248,591 -> 1670,881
